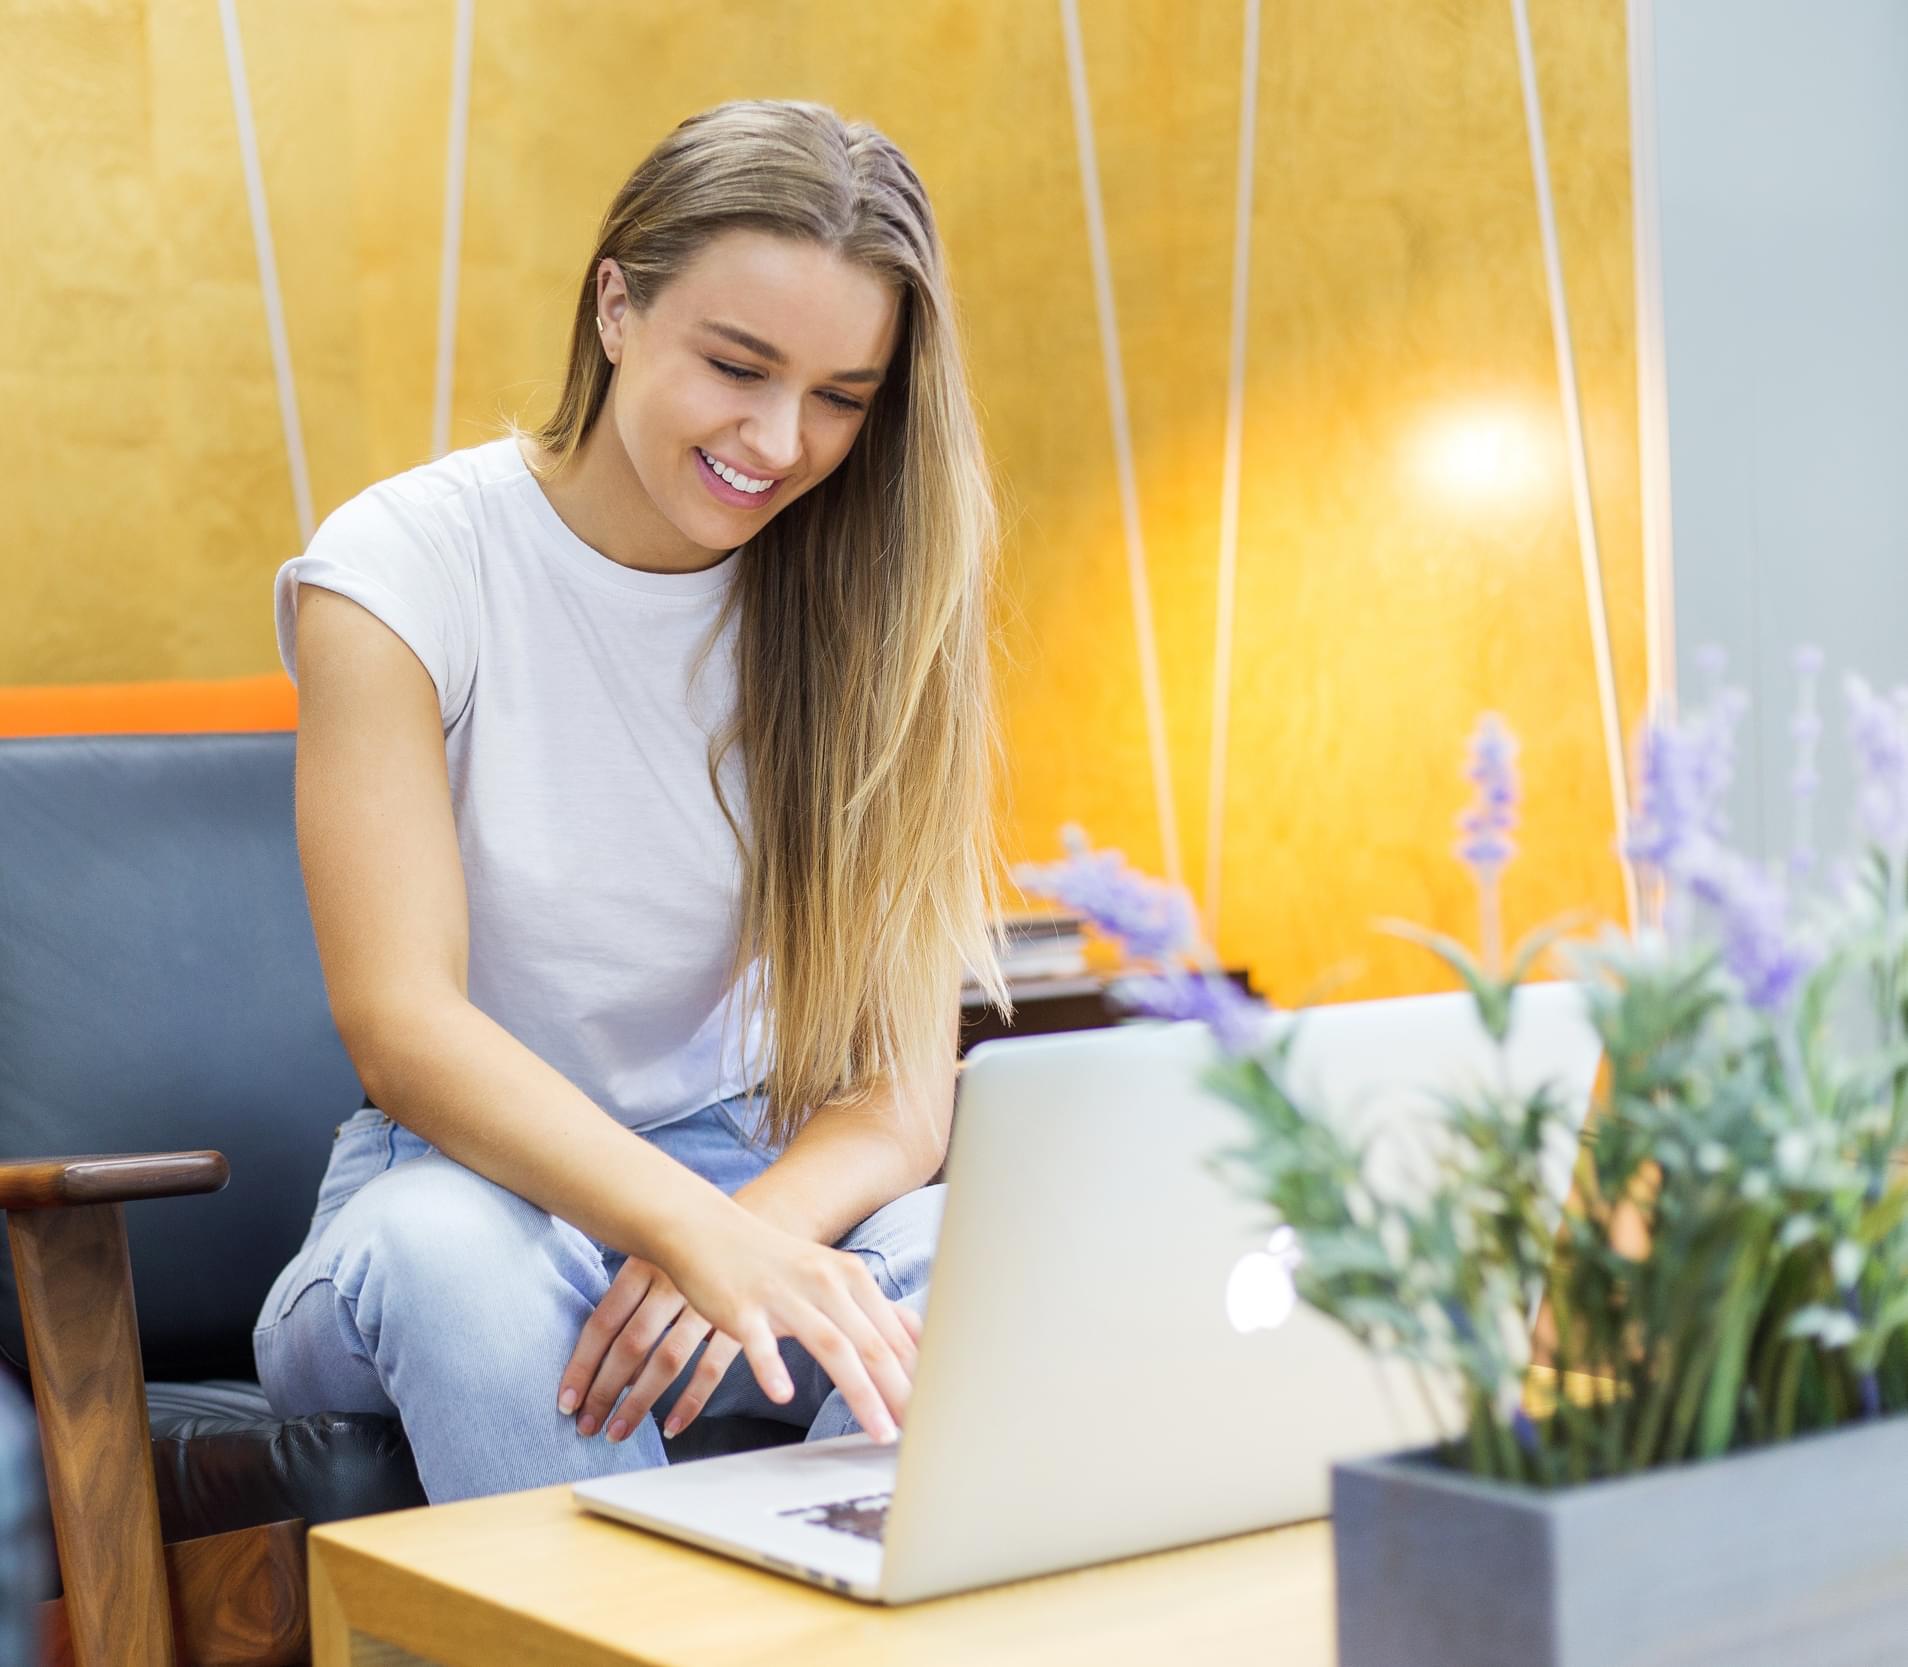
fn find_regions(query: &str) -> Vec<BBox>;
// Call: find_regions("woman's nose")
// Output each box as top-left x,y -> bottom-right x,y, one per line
739,399 -> 803,476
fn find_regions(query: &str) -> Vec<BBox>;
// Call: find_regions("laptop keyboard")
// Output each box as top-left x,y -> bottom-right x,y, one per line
778,1490 -> 893,1543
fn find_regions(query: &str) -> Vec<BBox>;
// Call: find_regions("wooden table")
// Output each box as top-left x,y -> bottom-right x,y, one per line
309,1484 -> 1336,1666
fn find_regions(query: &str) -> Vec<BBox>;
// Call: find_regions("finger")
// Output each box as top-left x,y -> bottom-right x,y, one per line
612,1308 -> 714,1441
799,1305 -> 898,1444
865,1291 -> 920,1376
558,1260 -> 652,1418
894,1305 -> 925,1366
661,1330 -> 743,1441
580,1287 -> 685,1436
820,1293 -> 913,1434
739,1320 -> 796,1407
896,1301 -> 925,1345
839,1259 -> 919,1381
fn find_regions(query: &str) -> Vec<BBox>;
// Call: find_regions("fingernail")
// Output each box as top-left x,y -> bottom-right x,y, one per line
577,1415 -> 597,1437
877,1417 -> 898,1444
775,1374 -> 794,1401
662,1417 -> 681,1439
608,1418 -> 629,1443
557,1389 -> 578,1416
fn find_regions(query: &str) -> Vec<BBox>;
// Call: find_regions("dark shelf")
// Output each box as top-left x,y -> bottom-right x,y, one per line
957,967 -> 1256,1055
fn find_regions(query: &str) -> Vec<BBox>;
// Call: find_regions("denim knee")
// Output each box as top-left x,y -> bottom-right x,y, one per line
325,1155 -> 605,1353
839,1181 -> 945,1302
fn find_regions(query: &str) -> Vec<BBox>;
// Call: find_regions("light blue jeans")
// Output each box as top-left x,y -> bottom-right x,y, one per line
253,1093 -> 943,1503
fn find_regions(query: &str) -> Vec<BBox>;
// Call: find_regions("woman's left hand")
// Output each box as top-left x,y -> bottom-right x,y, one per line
557,1251 -> 924,1443
559,1254 -> 714,1442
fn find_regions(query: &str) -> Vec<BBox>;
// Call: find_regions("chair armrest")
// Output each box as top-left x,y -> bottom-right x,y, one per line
0,1151 -> 228,1211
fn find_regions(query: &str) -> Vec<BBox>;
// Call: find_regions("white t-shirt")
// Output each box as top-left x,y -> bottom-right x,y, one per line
274,435 -> 767,1131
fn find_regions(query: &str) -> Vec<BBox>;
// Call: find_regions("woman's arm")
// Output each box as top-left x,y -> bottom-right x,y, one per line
293,585 -> 914,1436
731,1007 -> 960,1245
294,586 -> 722,1257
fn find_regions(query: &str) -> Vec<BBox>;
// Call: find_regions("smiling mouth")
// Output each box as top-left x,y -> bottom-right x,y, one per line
695,446 -> 782,500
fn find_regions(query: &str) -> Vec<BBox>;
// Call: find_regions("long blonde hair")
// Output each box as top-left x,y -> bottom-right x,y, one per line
529,100 -> 1012,1146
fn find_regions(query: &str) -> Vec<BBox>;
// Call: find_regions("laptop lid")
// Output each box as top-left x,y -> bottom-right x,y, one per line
878,981 -> 1600,1602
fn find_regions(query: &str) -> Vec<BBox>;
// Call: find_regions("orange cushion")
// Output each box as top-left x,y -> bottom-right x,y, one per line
0,676 -> 298,738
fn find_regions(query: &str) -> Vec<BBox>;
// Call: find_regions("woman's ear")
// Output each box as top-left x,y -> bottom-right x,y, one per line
595,258 -> 633,362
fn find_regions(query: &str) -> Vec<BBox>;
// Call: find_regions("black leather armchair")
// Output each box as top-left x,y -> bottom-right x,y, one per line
0,731 -> 792,1665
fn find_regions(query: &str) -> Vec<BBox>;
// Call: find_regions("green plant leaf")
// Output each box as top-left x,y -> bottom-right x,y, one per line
1378,919 -> 1515,1041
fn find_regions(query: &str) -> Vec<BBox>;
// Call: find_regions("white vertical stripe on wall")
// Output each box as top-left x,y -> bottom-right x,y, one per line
432,0 -> 477,460
1202,0 -> 1263,946
1509,0 -> 1640,930
218,0 -> 314,546
1058,0 -> 1185,890
1627,0 -> 1676,719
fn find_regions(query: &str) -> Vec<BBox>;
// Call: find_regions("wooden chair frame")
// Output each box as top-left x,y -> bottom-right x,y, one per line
0,1151 -> 308,1666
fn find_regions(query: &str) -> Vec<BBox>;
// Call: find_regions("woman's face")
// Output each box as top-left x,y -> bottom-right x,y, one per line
595,229 -> 901,561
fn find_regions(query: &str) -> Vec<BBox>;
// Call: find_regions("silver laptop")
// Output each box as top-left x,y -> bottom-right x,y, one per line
575,982 -> 1602,1603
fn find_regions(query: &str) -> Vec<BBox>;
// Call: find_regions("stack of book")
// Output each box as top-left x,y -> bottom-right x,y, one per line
962,910 -> 1090,995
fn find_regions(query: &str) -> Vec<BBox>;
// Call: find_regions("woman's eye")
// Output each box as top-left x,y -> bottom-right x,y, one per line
708,358 -> 864,415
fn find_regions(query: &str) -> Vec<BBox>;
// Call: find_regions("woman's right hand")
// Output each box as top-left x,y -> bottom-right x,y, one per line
644,1198 -> 922,1442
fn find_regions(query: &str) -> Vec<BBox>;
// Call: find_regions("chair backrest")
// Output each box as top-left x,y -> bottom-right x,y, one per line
0,733 -> 361,1380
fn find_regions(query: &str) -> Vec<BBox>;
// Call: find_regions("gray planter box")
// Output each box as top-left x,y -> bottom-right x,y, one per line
1333,1415 -> 1908,1667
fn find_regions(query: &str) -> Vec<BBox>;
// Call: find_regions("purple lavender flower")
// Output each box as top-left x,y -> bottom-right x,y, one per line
1626,720 -> 1703,876
1107,968 -> 1276,1055
1685,849 -> 1814,1010
1626,667 -> 1814,1007
1625,685 -> 1747,878
1457,715 -> 1519,873
1846,675 -> 1908,860
1012,824 -> 1199,963
1458,715 -> 1519,972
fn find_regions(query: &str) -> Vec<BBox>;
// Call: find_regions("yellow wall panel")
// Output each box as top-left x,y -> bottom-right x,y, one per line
1006,0 -> 1249,896
2,0 -> 297,682
234,0 -> 365,524
338,0 -> 458,484
1214,0 -> 1640,1003
1531,0 -> 1649,736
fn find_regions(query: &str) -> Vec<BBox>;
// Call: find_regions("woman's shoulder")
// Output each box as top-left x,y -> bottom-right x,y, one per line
277,442 -> 528,713
289,439 -> 539,598
346,435 -> 527,535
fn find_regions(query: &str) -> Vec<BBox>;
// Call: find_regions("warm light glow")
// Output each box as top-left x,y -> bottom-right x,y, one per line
1405,401 -> 1558,513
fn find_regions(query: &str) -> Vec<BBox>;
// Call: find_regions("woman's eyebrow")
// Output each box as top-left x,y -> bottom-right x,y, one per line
699,320 -> 884,385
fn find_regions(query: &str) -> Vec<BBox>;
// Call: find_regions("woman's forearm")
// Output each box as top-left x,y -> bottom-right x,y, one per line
352,993 -> 731,1265
732,1064 -> 955,1245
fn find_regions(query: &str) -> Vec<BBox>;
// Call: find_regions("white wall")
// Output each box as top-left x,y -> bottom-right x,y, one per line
1653,0 -> 1908,862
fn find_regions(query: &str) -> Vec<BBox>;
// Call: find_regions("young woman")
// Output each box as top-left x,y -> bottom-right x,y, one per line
253,99 -> 1013,1504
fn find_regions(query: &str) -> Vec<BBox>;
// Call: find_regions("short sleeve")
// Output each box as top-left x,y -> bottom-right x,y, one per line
273,484 -> 479,730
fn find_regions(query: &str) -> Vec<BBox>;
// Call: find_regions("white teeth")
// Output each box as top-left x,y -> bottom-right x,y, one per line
699,448 -> 773,494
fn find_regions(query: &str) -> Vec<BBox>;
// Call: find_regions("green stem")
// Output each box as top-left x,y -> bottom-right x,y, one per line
1772,1342 -> 1805,1441
1628,1335 -> 1682,1471
1687,1238 -> 1768,1459
1547,1286 -> 1593,1485
1599,1330 -> 1639,1478
1466,1394 -> 1496,1479
1491,1400 -> 1526,1485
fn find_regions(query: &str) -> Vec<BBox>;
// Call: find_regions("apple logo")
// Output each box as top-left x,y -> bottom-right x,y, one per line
1226,1225 -> 1302,1334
